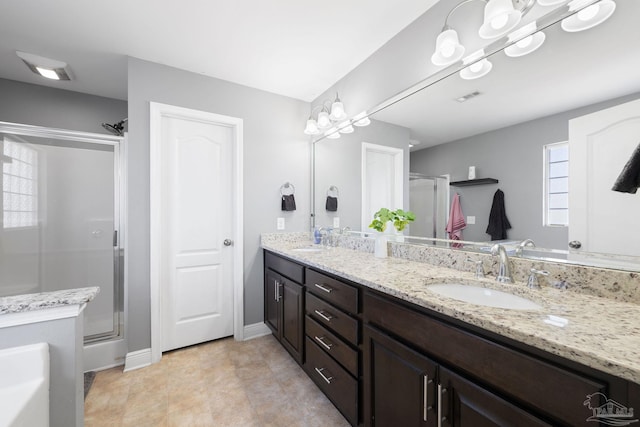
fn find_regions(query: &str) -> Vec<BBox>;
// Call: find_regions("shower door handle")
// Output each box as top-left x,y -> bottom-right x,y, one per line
113,230 -> 118,247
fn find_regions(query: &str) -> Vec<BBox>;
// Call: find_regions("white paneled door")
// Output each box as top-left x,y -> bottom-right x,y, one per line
155,107 -> 240,353
569,97 -> 640,257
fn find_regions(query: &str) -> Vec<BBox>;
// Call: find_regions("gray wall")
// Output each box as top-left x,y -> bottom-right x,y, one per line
127,58 -> 310,351
0,78 -> 127,134
410,92 -> 640,249
314,119 -> 411,231
311,0 -> 462,118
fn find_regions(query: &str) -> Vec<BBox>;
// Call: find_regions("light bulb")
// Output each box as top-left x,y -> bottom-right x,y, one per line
577,3 -> 600,21
441,40 -> 455,58
36,67 -> 60,80
470,62 -> 483,73
491,14 -> 509,30
516,35 -> 533,48
317,111 -> 331,129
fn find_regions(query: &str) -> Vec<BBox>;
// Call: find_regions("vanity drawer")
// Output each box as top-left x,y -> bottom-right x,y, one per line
306,269 -> 358,314
363,292 -> 606,427
306,292 -> 358,344
265,252 -> 304,284
306,315 -> 358,377
305,336 -> 358,426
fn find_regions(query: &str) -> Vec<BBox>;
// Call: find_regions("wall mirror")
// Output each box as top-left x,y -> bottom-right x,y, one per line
312,0 -> 640,270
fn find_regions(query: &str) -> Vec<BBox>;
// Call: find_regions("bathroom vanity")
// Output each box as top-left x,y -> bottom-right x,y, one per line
262,233 -> 640,427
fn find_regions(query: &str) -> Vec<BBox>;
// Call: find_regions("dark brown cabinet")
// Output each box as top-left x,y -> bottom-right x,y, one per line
264,252 -> 304,364
438,367 -> 551,427
304,268 -> 361,426
363,325 -> 437,427
263,250 -> 639,427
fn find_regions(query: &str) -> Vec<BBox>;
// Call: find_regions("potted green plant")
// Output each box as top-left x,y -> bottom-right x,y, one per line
369,208 -> 415,258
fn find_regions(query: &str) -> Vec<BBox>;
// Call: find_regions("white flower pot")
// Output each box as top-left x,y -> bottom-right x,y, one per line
374,235 -> 388,258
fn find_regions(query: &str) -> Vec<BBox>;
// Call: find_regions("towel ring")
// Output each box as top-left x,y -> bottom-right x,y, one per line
327,185 -> 339,197
280,182 -> 295,196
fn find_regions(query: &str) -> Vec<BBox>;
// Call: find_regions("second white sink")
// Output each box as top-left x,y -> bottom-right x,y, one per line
426,283 -> 542,310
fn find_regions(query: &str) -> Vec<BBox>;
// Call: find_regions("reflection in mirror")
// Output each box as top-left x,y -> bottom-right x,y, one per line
312,0 -> 640,268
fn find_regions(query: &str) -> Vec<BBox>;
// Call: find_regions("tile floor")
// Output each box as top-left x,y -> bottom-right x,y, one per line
84,334 -> 350,427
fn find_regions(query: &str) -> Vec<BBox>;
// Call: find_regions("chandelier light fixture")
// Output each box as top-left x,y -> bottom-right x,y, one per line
431,0 -> 616,80
304,93 -> 369,138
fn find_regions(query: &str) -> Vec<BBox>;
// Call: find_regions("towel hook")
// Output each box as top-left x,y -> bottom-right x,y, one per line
280,182 -> 295,196
327,185 -> 339,197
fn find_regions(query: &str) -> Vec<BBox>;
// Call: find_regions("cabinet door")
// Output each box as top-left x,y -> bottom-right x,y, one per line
439,367 -> 551,427
264,269 -> 281,337
281,279 -> 304,364
363,325 -> 438,427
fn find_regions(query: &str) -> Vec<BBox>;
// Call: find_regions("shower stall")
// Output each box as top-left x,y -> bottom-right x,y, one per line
0,122 -> 124,345
409,173 -> 449,240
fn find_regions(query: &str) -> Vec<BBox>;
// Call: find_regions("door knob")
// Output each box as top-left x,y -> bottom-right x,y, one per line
223,239 -> 233,246
568,240 -> 582,249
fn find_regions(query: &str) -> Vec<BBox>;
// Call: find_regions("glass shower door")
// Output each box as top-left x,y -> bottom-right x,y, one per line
0,126 -> 122,343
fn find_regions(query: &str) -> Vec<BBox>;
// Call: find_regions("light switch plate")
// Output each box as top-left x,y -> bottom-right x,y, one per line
333,217 -> 340,228
467,216 -> 476,225
277,217 -> 285,230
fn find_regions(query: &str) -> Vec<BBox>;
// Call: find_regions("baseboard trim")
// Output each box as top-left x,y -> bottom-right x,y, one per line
124,348 -> 152,372
243,322 -> 271,340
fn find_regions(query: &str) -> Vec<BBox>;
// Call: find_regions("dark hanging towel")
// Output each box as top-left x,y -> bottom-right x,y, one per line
612,142 -> 640,194
325,196 -> 338,212
281,194 -> 296,211
486,189 -> 511,241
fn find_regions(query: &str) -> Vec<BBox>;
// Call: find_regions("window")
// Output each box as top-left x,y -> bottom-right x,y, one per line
2,137 -> 38,228
544,142 -> 568,226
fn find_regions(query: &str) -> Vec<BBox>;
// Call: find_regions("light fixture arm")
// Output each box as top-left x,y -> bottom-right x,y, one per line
441,0 -> 535,31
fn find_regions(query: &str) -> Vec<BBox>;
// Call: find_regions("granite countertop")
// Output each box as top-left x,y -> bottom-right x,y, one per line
263,237 -> 640,384
0,287 -> 100,315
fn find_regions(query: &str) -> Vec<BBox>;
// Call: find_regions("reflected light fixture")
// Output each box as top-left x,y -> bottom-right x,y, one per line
504,22 -> 546,57
561,0 -> 616,32
16,51 -> 72,81
431,0 -> 616,80
460,50 -> 493,80
353,111 -> 371,127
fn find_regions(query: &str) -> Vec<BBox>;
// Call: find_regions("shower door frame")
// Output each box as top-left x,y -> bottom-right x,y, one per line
0,121 -> 125,344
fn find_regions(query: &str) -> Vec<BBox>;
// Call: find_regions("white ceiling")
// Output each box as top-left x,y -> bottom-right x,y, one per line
0,0 -> 439,102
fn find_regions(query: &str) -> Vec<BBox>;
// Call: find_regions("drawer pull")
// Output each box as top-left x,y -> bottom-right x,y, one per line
314,309 -> 333,322
314,367 -> 334,384
314,335 -> 334,351
314,283 -> 333,293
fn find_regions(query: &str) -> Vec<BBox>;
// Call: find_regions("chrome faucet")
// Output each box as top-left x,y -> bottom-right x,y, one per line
491,244 -> 514,284
466,258 -> 485,279
527,268 -> 549,289
515,239 -> 535,257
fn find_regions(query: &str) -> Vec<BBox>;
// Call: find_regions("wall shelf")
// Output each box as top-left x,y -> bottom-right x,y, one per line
450,178 -> 499,187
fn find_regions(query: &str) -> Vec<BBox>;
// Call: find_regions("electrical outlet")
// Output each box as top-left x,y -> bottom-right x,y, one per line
333,217 -> 340,228
277,217 -> 285,230
467,216 -> 476,225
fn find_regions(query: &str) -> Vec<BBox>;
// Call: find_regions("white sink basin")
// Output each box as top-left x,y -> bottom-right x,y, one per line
426,284 -> 542,310
291,246 -> 324,253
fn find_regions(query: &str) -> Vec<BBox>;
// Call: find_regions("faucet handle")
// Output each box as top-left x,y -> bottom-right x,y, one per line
527,268 -> 549,289
466,258 -> 485,278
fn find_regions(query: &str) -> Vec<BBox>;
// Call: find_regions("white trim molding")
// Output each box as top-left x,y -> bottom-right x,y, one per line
149,102 -> 244,363
243,322 -> 271,341
124,348 -> 152,372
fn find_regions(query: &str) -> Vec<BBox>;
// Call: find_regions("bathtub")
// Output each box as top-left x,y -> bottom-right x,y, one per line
0,343 -> 49,427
